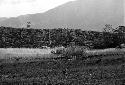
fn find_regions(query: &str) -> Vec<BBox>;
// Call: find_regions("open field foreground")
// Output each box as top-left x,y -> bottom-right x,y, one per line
0,48 -> 125,84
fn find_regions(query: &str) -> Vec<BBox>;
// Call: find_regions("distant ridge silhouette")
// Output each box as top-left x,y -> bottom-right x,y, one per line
0,0 -> 123,31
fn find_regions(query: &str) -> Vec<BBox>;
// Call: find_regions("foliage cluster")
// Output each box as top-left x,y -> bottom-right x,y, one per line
0,25 -> 124,49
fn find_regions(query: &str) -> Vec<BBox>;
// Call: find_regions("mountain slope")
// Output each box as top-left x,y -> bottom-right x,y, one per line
0,0 -> 123,31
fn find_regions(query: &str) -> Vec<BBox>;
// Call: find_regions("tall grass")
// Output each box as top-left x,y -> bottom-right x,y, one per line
0,48 -> 53,59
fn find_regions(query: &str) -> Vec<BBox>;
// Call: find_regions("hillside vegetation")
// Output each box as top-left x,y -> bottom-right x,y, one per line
0,25 -> 124,49
0,25 -> 125,84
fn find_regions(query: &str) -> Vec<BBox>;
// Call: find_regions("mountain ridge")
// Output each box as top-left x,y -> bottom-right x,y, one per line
0,0 -> 123,31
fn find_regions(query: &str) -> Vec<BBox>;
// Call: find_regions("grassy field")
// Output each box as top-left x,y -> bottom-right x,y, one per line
0,48 -> 54,59
0,48 -> 125,84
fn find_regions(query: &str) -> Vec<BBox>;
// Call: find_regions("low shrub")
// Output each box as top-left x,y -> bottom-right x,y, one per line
60,46 -> 88,59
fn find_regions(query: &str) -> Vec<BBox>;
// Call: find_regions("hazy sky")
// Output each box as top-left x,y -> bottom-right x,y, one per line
0,0 -> 75,18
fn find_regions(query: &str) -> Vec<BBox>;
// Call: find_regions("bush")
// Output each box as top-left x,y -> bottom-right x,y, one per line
61,46 -> 87,58
51,47 -> 65,54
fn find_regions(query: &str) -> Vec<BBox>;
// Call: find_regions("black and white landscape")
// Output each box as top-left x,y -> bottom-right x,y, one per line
0,0 -> 125,85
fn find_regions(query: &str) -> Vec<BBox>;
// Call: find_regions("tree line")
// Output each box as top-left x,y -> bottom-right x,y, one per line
0,25 -> 124,49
